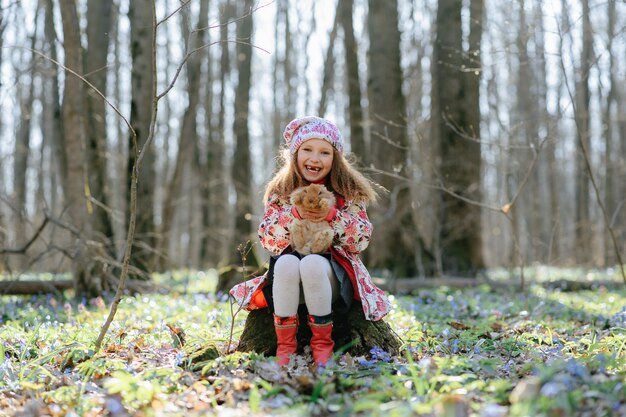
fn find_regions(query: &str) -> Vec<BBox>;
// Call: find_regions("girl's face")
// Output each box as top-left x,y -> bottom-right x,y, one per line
296,138 -> 334,183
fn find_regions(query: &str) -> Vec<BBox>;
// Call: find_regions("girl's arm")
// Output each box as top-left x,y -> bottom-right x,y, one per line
330,200 -> 373,254
258,193 -> 295,255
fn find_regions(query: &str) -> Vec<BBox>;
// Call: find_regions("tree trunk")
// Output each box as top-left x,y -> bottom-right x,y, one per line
619,44 -> 626,259
198,0 -> 214,269
366,0 -> 420,277
84,0 -> 115,286
206,0 -> 234,268
340,0 -> 365,160
59,0 -> 94,295
227,0 -> 254,266
532,0 -> 554,263
554,0 -> 574,264
514,0 -> 533,263
43,0 -> 65,214
284,6 -> 296,124
603,0 -> 617,266
128,0 -> 156,276
432,0 -> 484,276
12,31 -> 37,271
318,7 -> 339,117
574,0 -> 592,264
159,1 -> 208,271
236,303 -> 401,357
463,0 -> 485,269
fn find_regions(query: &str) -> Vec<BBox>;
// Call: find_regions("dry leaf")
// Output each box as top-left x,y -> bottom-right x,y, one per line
449,321 -> 471,330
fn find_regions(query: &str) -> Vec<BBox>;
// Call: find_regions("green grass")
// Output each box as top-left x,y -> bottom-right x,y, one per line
1,269 -> 626,416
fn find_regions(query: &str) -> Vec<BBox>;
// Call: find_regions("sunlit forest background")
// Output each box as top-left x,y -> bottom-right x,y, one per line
1,0 -> 626,294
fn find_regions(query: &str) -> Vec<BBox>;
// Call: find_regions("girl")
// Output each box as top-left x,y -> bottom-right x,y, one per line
230,116 -> 391,366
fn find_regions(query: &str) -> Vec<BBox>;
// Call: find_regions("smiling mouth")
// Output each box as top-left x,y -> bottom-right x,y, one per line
305,165 -> 322,173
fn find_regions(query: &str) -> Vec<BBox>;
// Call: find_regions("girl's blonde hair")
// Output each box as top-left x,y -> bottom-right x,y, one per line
264,147 -> 380,204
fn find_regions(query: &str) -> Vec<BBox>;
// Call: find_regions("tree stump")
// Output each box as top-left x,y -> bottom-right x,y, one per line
236,302 -> 402,357
215,264 -> 267,294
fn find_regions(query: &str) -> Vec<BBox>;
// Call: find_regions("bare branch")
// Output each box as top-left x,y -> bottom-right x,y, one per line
7,46 -> 136,140
0,217 -> 49,255
156,0 -> 192,28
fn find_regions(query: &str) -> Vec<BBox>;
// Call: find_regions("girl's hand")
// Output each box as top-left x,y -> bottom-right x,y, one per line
298,207 -> 329,222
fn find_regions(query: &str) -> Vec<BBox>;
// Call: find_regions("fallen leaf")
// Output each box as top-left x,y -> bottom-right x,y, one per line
449,321 -> 471,330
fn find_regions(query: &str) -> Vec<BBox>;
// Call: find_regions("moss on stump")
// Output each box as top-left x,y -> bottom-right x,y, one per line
236,302 -> 401,357
183,342 -> 220,371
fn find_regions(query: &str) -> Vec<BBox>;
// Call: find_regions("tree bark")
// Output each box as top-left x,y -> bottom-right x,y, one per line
574,0 -> 592,264
463,0 -> 485,269
82,0 -> 116,289
432,0 -> 484,276
618,40 -> 626,259
12,30 -> 37,271
198,0 -> 214,269
532,0 -> 555,263
128,0 -> 156,276
84,0 -> 115,264
513,0 -> 531,263
58,0 -> 94,294
366,0 -> 420,277
340,0 -> 365,160
204,0 -> 234,268
43,0 -> 65,211
228,0 -> 254,266
603,0 -> 617,266
0,280 -> 73,295
318,8 -> 339,117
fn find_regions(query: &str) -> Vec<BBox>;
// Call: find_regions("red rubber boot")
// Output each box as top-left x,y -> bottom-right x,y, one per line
274,315 -> 298,365
308,315 -> 334,365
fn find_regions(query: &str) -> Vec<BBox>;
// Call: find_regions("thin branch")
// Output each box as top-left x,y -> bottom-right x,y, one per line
199,0 -> 274,32
156,0 -> 192,28
8,46 -> 136,140
227,241 -> 253,353
156,0 -> 272,100
0,217 -> 49,254
157,39 -> 269,100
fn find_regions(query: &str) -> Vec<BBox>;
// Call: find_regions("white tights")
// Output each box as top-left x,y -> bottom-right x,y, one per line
272,254 -> 339,317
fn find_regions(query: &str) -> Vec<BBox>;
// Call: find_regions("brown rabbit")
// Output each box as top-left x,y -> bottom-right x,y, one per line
289,184 -> 336,254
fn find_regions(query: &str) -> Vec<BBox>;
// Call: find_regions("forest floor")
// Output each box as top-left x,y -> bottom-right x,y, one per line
1,268 -> 626,417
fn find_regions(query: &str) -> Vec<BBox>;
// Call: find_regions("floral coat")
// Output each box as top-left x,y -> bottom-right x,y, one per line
229,192 -> 392,321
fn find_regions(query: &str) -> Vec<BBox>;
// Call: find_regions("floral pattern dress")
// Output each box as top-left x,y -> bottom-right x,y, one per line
229,192 -> 391,321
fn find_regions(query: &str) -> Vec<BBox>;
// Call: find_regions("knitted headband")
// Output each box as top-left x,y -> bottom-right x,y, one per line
283,116 -> 344,155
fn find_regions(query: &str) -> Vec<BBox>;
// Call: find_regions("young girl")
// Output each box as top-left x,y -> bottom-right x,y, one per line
230,116 -> 391,366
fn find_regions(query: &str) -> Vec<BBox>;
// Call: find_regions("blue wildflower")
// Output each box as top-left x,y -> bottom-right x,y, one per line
357,357 -> 377,367
370,346 -> 392,362
174,352 -> 185,366
595,353 -> 607,373
566,358 -> 589,380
